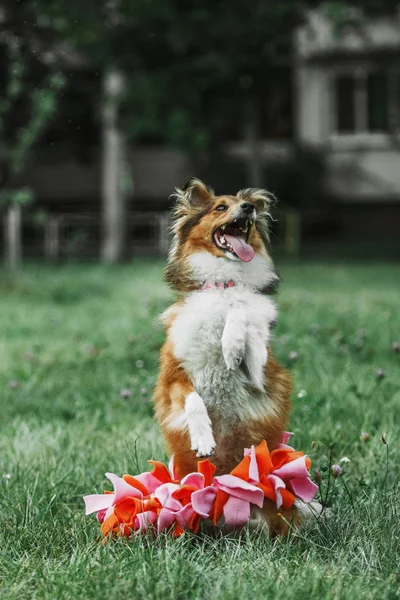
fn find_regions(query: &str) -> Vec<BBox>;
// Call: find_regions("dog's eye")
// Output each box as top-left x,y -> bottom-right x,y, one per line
215,205 -> 227,212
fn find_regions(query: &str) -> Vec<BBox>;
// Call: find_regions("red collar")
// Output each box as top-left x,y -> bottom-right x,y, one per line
202,280 -> 235,290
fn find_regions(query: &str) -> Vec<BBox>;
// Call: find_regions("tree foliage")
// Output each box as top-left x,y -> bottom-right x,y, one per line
37,1 -> 310,151
4,0 -> 400,159
39,0 -> 399,151
0,0 -> 66,207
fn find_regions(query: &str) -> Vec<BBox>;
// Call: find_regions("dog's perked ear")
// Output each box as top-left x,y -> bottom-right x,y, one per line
171,178 -> 215,219
237,188 -> 275,214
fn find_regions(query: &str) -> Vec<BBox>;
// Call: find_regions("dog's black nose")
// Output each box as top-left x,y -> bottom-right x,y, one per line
240,202 -> 255,214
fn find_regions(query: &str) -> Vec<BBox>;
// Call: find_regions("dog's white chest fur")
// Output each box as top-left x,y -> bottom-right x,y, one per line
168,287 -> 277,422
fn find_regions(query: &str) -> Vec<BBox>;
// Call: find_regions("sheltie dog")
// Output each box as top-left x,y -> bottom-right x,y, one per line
154,178 -> 309,535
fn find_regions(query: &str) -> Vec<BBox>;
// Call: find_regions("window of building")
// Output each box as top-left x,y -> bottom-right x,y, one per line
333,67 -> 395,135
336,74 -> 356,132
367,71 -> 389,131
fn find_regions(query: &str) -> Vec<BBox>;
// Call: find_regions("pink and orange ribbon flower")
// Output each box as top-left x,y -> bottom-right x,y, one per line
83,433 -> 318,538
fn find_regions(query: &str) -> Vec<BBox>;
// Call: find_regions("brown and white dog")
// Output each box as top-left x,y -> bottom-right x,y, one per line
154,178 -> 309,534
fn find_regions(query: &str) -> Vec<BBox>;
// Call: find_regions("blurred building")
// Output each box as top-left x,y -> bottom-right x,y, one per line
295,11 -> 400,251
9,10 -> 400,257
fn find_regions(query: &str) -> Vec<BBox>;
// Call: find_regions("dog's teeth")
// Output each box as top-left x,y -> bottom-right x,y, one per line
221,235 -> 226,244
221,224 -> 226,231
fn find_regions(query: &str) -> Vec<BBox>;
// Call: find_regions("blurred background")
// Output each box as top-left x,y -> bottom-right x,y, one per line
1,0 -> 400,272
2,4 -> 400,593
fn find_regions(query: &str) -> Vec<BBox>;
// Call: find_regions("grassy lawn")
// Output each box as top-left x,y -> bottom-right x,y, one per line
1,259 -> 399,599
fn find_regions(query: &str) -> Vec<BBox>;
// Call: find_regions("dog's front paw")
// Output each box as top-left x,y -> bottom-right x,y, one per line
191,427 -> 216,458
221,309 -> 246,371
186,392 -> 216,457
222,344 -> 244,371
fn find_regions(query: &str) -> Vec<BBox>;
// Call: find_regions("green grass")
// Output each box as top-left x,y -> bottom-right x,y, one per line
1,260 -> 399,599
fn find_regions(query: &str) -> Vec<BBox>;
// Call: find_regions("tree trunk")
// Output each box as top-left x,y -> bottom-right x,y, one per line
4,204 -> 22,277
244,95 -> 263,188
101,68 -> 127,263
44,215 -> 62,259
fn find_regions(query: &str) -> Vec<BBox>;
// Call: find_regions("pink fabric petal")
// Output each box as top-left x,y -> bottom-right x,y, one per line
288,477 -> 319,503
83,493 -> 113,515
154,482 -> 182,511
214,475 -> 264,508
135,472 -> 163,494
267,474 -> 286,509
281,431 -> 294,445
176,503 -> 195,529
191,486 -> 217,517
105,472 -> 143,503
181,472 -> 205,489
157,507 -> 177,533
223,496 -> 251,528
272,456 -> 310,480
248,445 -> 259,483
136,510 -> 158,532
278,431 -> 295,450
134,515 -> 142,532
103,504 -> 115,522
97,509 -> 107,523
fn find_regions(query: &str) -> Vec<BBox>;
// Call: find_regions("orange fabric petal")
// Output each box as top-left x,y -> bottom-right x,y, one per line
212,490 -> 230,525
147,460 -> 173,483
258,475 -> 276,503
114,497 -> 142,524
197,459 -> 216,487
144,497 -> 161,511
230,455 -> 250,480
270,449 -> 304,470
172,485 -> 197,505
101,513 -> 119,536
122,474 -> 149,496
189,513 -> 201,534
120,524 -> 133,536
173,523 -> 185,537
280,488 -> 296,509
254,440 -> 274,475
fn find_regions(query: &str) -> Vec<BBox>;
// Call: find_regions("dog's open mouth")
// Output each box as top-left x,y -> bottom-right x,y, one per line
213,217 -> 255,262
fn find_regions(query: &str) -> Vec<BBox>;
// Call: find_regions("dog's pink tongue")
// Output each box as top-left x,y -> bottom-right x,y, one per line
224,234 -> 255,262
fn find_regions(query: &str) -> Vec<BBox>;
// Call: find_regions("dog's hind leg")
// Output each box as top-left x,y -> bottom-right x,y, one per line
154,342 -> 216,465
160,383 -> 216,459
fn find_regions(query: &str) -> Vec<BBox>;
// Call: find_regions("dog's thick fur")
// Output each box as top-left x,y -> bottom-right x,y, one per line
153,178 -> 301,535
